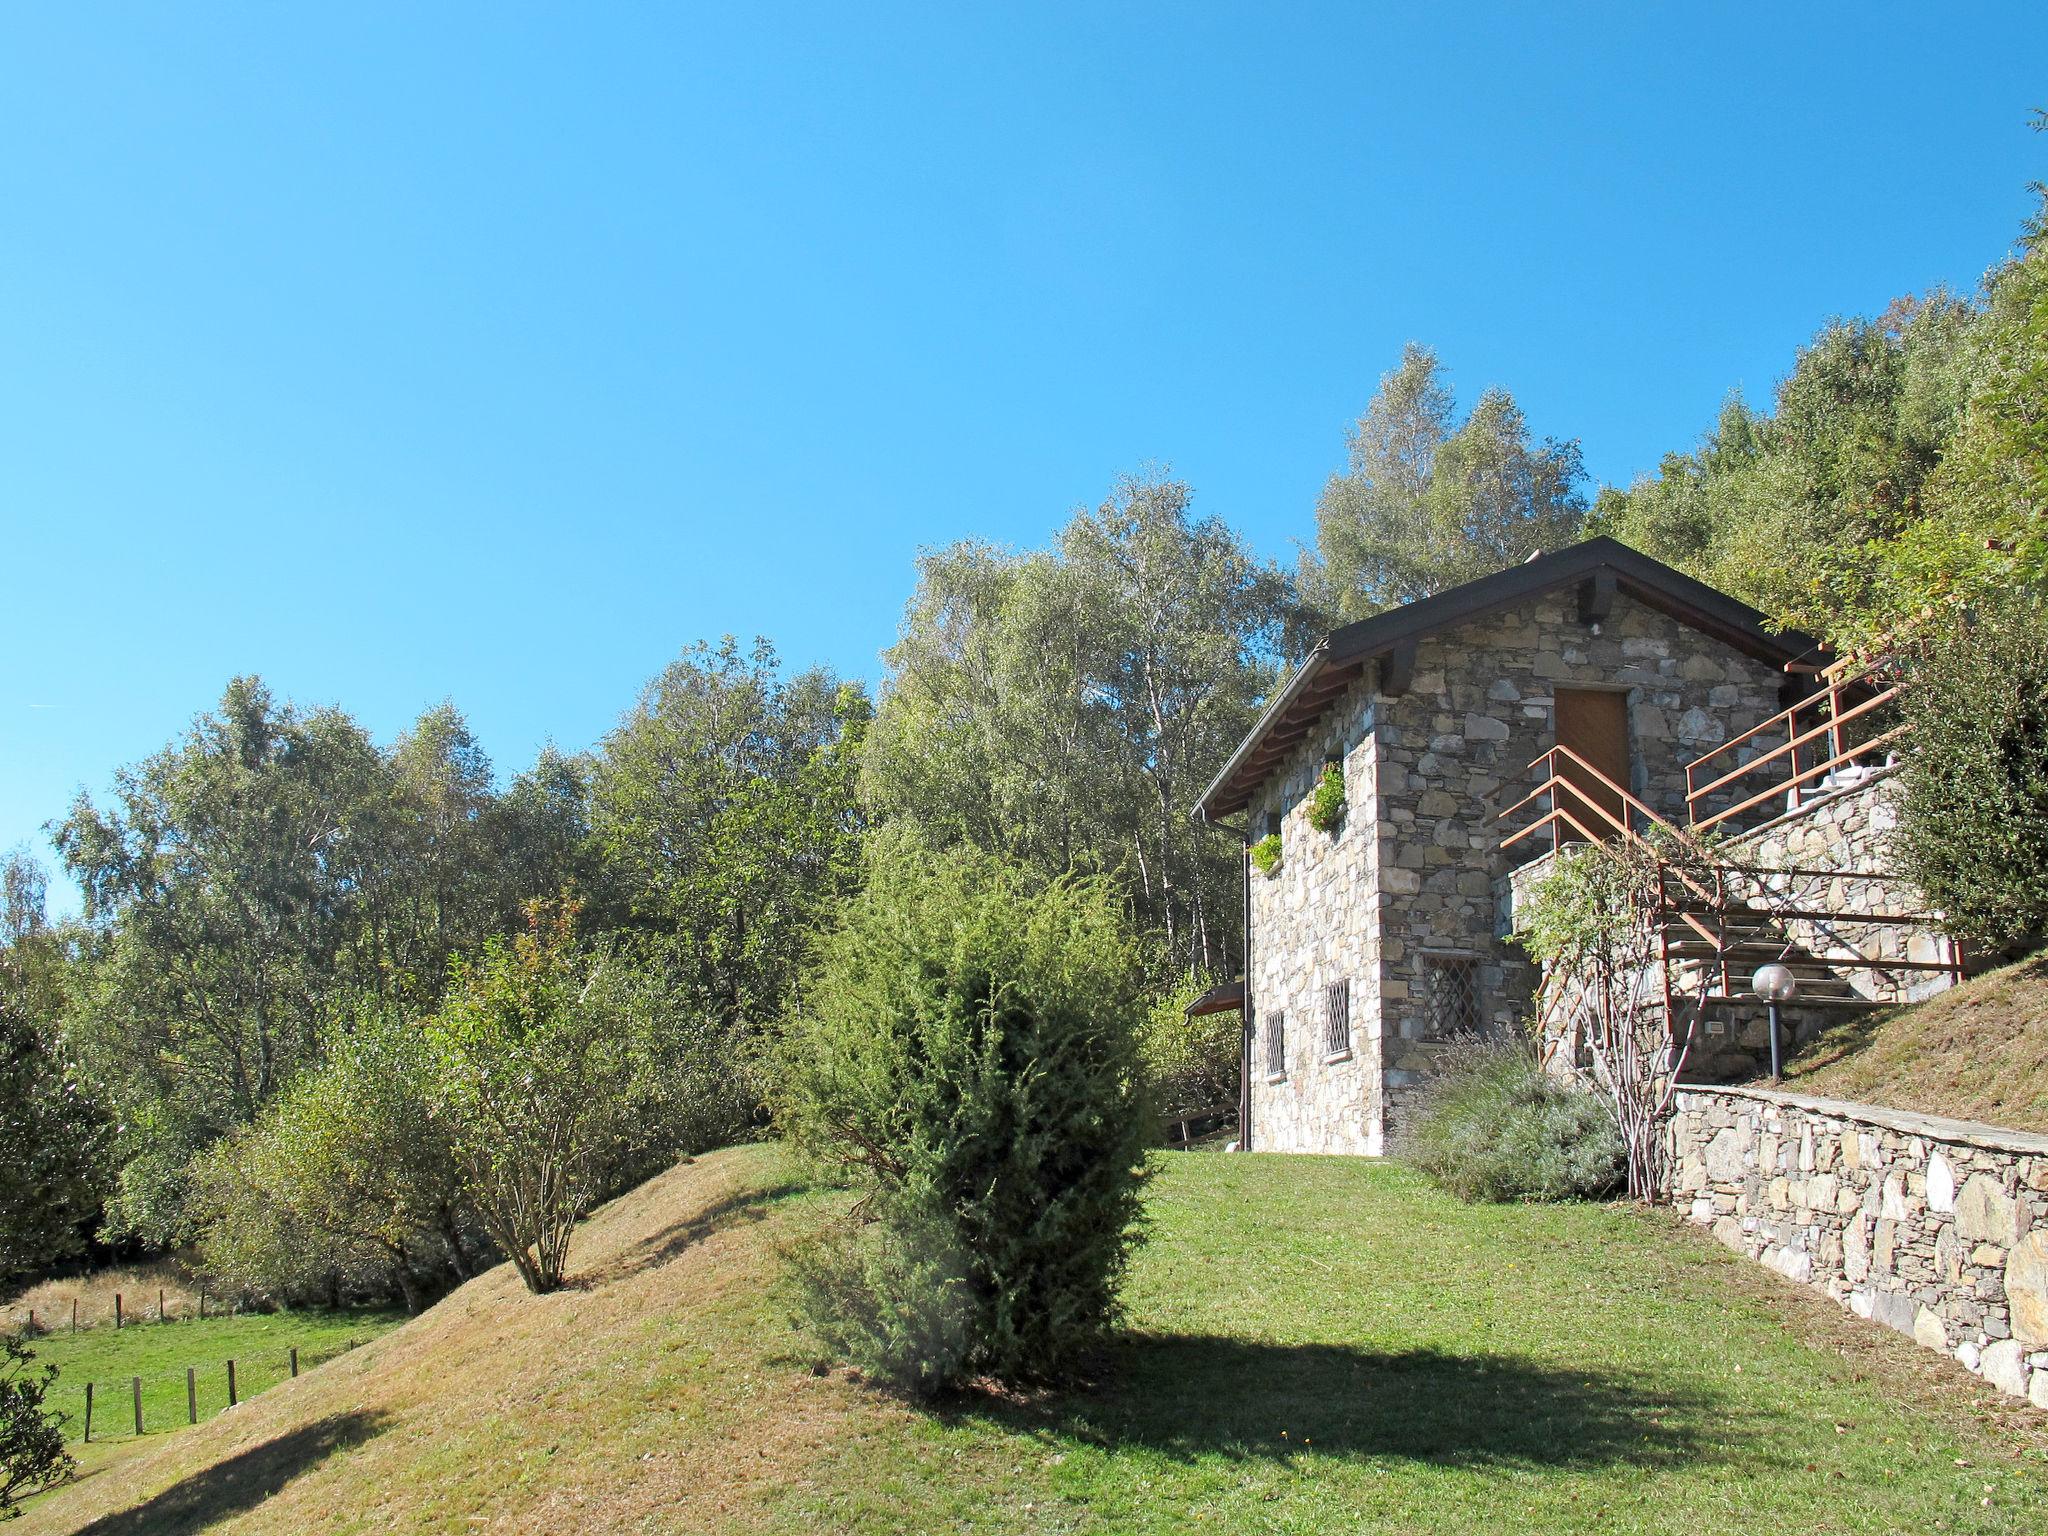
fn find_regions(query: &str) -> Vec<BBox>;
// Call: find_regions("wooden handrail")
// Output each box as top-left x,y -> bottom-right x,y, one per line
1688,684 -> 1900,805
1694,726 -> 1908,832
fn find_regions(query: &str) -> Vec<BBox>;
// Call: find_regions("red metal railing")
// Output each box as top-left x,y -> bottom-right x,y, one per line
1497,733 -> 1961,1025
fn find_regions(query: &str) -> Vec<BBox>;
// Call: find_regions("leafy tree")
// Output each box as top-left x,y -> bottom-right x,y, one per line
774,840 -> 1150,1390
0,1334 -> 69,1514
424,899 -> 739,1294
1590,287 -> 1990,648
0,854 -> 110,1284
1894,595 -> 2048,954
865,473 -> 1301,973
192,1016 -> 483,1312
1305,344 -> 1587,620
592,639 -> 868,1028
0,959 -> 109,1285
1139,973 -> 1241,1126
53,679 -> 604,1244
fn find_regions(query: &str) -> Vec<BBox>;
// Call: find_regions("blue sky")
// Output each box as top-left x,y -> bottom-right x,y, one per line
4,3 -> 2042,910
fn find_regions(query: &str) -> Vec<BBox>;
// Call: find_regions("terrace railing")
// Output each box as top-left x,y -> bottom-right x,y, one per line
1685,657 -> 1908,834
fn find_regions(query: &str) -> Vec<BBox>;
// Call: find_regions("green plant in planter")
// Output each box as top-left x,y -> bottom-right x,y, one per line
1307,762 -> 1347,833
1249,833 -> 1283,877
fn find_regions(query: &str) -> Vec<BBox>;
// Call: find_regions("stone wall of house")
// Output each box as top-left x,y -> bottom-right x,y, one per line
1371,587 -> 1787,1142
1247,585 -> 1789,1155
1670,1084 -> 2048,1408
1246,672 -> 1385,1155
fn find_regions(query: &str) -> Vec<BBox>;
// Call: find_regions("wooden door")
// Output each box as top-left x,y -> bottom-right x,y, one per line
1554,688 -> 1631,840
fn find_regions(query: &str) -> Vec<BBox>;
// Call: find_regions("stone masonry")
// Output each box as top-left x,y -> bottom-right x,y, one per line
1247,586 -> 1786,1154
1671,1083 -> 2048,1407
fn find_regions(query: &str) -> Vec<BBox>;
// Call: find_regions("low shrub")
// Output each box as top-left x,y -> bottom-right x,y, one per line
783,1204 -> 976,1398
1401,1036 -> 1623,1202
0,1333 -> 68,1513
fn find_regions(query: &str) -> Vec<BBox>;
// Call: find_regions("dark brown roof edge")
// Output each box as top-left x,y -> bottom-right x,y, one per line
1185,979 -> 1245,1017
1194,537 -> 1820,822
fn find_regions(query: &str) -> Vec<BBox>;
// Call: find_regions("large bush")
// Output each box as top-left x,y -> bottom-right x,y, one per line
426,899 -> 753,1295
191,1016 -> 486,1313
773,842 -> 1149,1393
1895,595 -> 2048,954
1401,1036 -> 1624,1203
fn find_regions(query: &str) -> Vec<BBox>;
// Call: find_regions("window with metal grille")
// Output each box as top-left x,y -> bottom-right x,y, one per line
1323,979 -> 1351,1057
1264,1010 -> 1286,1077
1423,955 -> 1482,1038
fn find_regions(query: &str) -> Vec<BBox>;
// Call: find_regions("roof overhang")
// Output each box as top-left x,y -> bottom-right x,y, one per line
1194,537 -> 1821,823
1185,979 -> 1245,1017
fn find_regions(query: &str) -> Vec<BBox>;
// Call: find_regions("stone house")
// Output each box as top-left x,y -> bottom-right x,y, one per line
1194,537 -> 1816,1156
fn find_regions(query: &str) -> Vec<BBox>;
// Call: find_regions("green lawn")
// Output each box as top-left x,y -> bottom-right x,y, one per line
770,1154 -> 2047,1534
17,1148 -> 2045,1535
24,1308 -> 402,1453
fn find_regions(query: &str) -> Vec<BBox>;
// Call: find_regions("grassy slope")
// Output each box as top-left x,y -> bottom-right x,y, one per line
20,1146 -> 2047,1536
1784,953 -> 2048,1132
24,1308 -> 402,1490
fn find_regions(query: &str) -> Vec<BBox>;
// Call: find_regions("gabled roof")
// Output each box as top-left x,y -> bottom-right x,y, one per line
1195,537 -> 1820,823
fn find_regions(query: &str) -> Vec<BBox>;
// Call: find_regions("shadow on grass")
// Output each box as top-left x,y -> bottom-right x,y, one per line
71,1411 -> 388,1536
954,1335 -> 1743,1471
582,1179 -> 809,1286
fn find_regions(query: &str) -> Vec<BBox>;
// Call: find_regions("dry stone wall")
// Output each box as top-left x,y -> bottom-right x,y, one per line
1671,1084 -> 2048,1407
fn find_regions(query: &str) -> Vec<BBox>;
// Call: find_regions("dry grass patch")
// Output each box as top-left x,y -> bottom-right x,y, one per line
5,1262 -> 209,1335
1785,953 -> 2048,1132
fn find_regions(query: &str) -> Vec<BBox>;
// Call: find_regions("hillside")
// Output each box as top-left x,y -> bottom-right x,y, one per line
1783,954 -> 2048,1133
19,1145 -> 2046,1536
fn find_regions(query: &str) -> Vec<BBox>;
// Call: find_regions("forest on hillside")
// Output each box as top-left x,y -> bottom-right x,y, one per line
3,168 -> 2043,1320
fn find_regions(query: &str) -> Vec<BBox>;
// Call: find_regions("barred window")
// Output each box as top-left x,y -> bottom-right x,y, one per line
1423,955 -> 1482,1038
1264,1010 -> 1286,1077
1323,979 -> 1351,1057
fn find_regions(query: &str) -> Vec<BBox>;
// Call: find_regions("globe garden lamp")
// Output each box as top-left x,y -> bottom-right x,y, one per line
1751,963 -> 1799,1079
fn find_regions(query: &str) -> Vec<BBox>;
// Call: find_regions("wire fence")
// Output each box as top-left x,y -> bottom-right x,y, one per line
55,1337 -> 378,1445
6,1286 -> 244,1337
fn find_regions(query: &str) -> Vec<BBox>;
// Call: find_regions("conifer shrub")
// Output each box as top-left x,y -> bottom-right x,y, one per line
1895,594 -> 2048,954
1401,1035 -> 1623,1202
773,841 -> 1149,1394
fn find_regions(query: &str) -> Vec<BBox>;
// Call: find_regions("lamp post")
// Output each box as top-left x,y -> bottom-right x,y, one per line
1751,963 -> 1799,1079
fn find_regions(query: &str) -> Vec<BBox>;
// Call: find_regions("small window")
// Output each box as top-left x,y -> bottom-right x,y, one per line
1323,979 -> 1351,1057
1264,1010 -> 1286,1077
1423,955 -> 1482,1038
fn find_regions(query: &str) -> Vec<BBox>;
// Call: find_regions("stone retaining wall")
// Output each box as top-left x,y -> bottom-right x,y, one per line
1670,1083 -> 2048,1407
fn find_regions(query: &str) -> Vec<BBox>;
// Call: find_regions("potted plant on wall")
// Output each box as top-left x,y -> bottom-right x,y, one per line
1250,811 -> 1283,877
1307,758 -> 1347,833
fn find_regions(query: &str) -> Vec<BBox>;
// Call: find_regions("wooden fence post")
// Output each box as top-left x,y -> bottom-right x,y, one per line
84,1381 -> 93,1442
159,1288 -> 166,1323
187,1367 -> 197,1425
114,1293 -> 123,1330
199,1289 -> 207,1321
226,1359 -> 237,1407
132,1377 -> 143,1436
289,1347 -> 298,1379
71,1299 -> 78,1334
26,1310 -> 33,1335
